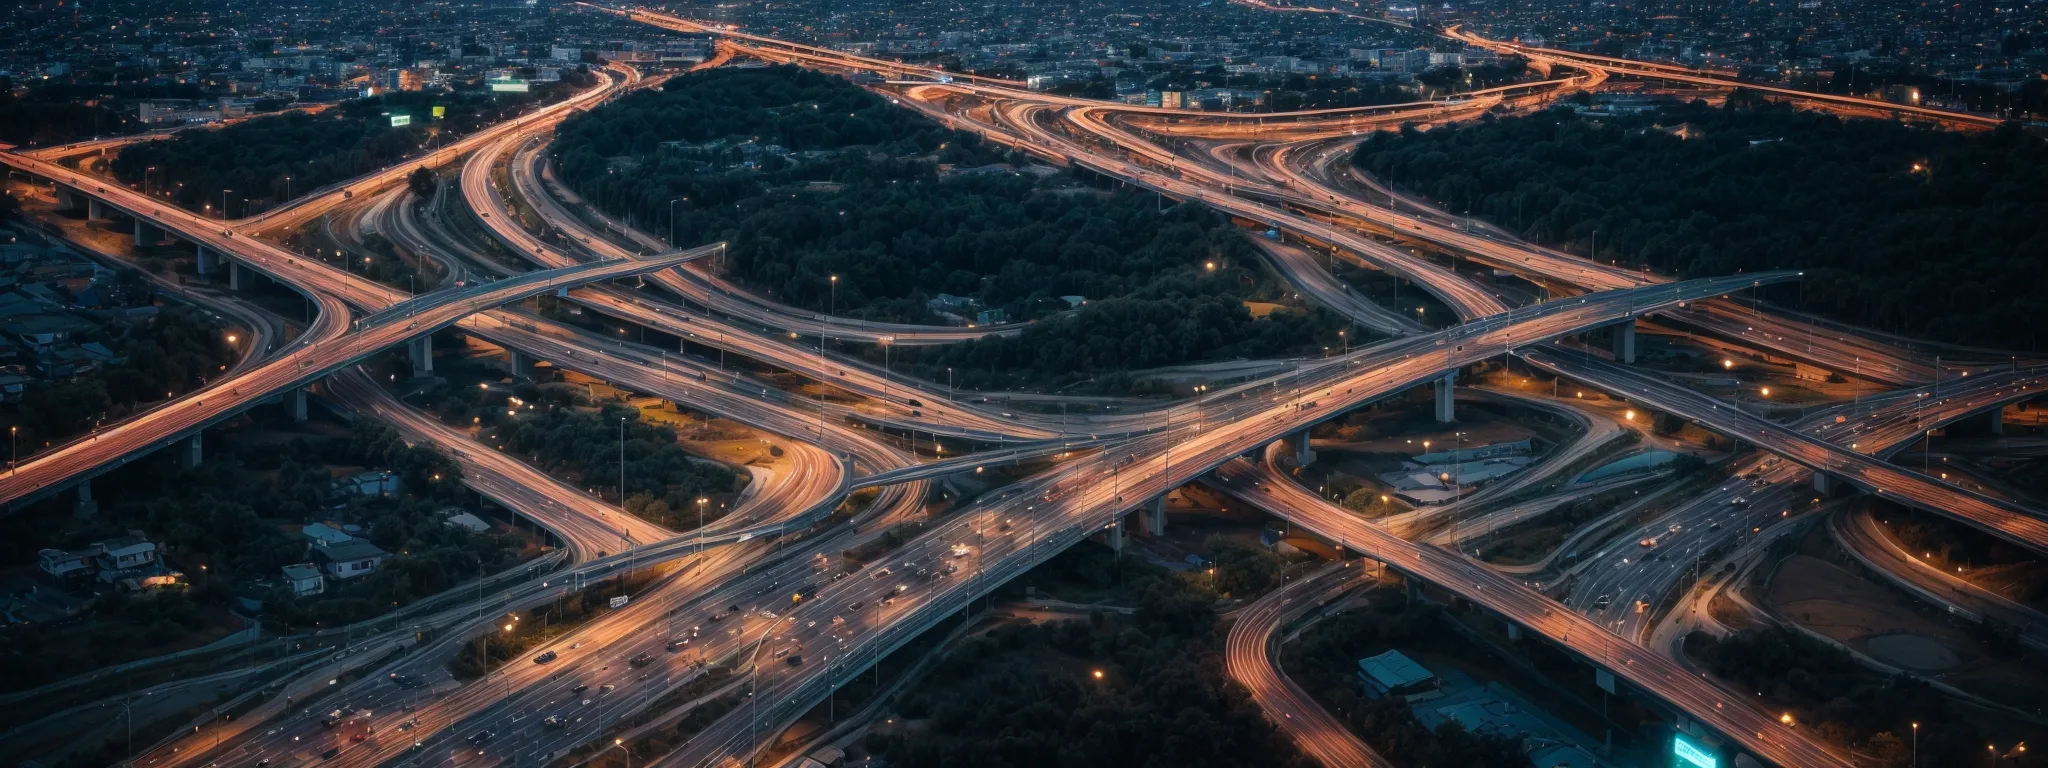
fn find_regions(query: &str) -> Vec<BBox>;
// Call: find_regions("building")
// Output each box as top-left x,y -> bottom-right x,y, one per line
441,511 -> 491,533
282,563 -> 325,597
1357,649 -> 1440,698
313,539 -> 388,580
37,548 -> 94,580
93,536 -> 158,571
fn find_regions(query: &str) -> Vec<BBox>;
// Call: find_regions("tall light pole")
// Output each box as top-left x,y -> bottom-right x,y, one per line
220,189 -> 229,220
9,425 -> 16,476
667,198 -> 679,246
696,497 -> 708,553
618,416 -> 627,514
880,335 -> 895,400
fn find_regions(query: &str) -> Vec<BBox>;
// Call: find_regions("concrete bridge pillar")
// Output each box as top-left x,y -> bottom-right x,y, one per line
182,434 -> 203,469
1145,496 -> 1167,536
509,349 -> 531,379
1990,408 -> 2005,435
1813,470 -> 1835,495
1434,371 -> 1457,423
75,480 -> 97,518
195,244 -> 218,276
1292,430 -> 1315,467
229,261 -> 245,290
291,387 -> 309,422
53,186 -> 79,212
1105,515 -> 1125,554
1609,320 -> 1637,364
88,198 -> 106,220
410,336 -> 434,374
132,218 -> 156,247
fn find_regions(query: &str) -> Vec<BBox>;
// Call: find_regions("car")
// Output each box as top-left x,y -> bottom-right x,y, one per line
321,747 -> 341,760
667,638 -> 690,652
871,567 -> 892,578
950,544 -> 970,558
469,731 -> 494,746
629,653 -> 654,668
533,651 -> 558,664
543,715 -> 565,728
848,600 -> 865,611
572,684 -> 589,695
786,654 -> 804,666
1593,595 -> 1614,610
601,683 -> 616,693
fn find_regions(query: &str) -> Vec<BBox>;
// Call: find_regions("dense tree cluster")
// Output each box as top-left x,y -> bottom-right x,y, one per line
108,76 -> 587,214
1353,102 -> 2048,349
871,547 -> 1311,768
0,304 -> 238,449
1688,628 -> 1981,767
425,379 -> 740,528
0,77 -> 194,146
551,66 -> 1347,392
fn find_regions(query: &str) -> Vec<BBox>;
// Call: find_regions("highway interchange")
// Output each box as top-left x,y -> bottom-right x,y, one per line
2,5 -> 2040,768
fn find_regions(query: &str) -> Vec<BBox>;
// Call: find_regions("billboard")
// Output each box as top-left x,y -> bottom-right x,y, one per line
431,105 -> 445,119
1673,735 -> 1718,768
389,114 -> 412,127
489,78 -> 531,93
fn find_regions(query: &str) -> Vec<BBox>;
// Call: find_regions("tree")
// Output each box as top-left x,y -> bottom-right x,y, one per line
407,166 -> 436,198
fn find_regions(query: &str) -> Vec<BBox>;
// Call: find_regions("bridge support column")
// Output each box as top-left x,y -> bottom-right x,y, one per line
291,387 -> 309,422
132,218 -> 155,247
1990,408 -> 2005,435
1145,496 -> 1167,536
195,244 -> 218,276
53,186 -> 78,212
1292,430 -> 1315,467
1609,320 -> 1637,364
1813,470 -> 1835,495
229,261 -> 245,290
1405,573 -> 1423,601
75,480 -> 97,518
555,287 -> 570,299
1434,371 -> 1457,423
88,199 -> 106,220
1505,622 -> 1523,641
509,349 -> 530,379
410,336 -> 434,374
1106,515 -> 1125,554
182,434 -> 203,469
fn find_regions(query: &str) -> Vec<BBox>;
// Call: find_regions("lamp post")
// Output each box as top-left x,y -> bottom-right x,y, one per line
696,497 -> 708,554
667,198 -> 679,246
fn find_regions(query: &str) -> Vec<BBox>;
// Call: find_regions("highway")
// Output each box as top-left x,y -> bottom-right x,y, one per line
642,271 -> 1832,768
325,369 -> 676,556
0,228 -> 709,507
1445,27 -> 2005,129
1224,563 -> 1391,768
1524,349 -> 2048,553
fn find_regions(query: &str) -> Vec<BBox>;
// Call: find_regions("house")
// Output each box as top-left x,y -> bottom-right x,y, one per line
312,538 -> 388,580
327,470 -> 400,503
93,536 -> 158,571
37,547 -> 95,580
282,563 -> 325,597
302,522 -> 355,546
